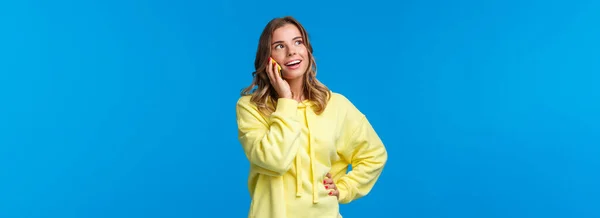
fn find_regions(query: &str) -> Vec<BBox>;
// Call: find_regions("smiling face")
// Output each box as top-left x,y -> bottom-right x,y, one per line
243,16 -> 331,115
270,24 -> 309,80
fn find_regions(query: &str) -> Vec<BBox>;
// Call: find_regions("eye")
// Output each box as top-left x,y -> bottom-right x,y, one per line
295,40 -> 303,45
275,44 -> 284,49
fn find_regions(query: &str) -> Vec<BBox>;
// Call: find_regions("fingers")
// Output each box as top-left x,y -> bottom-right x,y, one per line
266,58 -> 275,84
324,183 -> 336,190
329,189 -> 339,199
323,172 -> 339,199
325,181 -> 338,198
273,59 -> 282,81
323,172 -> 334,184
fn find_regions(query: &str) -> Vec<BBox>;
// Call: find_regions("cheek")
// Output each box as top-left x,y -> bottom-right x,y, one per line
300,49 -> 310,65
299,47 -> 309,56
271,48 -> 282,56
271,53 -> 285,63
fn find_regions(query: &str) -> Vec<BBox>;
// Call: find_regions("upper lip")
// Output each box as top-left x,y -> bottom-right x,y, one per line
284,59 -> 302,66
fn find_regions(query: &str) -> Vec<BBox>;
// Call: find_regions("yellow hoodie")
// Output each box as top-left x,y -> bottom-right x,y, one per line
236,92 -> 388,218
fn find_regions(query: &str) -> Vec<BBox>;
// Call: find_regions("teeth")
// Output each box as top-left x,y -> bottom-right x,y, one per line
286,60 -> 301,66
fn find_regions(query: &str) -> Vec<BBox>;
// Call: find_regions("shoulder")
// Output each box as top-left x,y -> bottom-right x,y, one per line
327,91 -> 364,117
237,95 -> 253,106
328,91 -> 355,108
236,95 -> 268,123
236,95 -> 258,112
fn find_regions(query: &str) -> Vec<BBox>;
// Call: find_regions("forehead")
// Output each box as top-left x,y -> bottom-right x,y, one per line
272,24 -> 302,41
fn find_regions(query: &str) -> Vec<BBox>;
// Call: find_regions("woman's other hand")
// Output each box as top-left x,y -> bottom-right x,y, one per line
324,172 -> 339,199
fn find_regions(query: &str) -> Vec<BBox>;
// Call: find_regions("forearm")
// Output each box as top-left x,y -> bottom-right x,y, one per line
336,116 -> 388,203
237,98 -> 301,175
337,151 -> 387,203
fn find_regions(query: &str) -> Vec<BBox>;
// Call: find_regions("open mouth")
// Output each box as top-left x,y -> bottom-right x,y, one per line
285,60 -> 302,69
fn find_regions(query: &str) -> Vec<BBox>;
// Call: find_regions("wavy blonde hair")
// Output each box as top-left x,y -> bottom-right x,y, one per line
241,16 -> 330,116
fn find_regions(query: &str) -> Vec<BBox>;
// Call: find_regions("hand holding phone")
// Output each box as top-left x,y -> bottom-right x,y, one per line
267,57 -> 291,99
271,58 -> 282,77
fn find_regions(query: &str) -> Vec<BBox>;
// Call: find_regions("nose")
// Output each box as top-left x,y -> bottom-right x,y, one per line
287,47 -> 297,56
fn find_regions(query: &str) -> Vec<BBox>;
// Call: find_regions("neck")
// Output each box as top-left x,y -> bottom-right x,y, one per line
286,77 -> 305,102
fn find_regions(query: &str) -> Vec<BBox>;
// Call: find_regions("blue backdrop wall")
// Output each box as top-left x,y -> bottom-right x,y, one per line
1,0 -> 599,217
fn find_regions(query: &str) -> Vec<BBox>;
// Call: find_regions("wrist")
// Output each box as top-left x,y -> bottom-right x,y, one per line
281,94 -> 292,99
336,180 -> 351,204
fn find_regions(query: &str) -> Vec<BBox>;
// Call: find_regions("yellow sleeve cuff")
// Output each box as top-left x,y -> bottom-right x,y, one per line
336,180 -> 352,204
275,98 -> 298,116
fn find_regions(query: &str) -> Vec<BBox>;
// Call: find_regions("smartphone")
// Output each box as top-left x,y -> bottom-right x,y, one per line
270,57 -> 282,77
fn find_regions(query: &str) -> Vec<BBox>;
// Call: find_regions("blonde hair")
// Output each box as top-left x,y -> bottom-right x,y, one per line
240,16 -> 330,116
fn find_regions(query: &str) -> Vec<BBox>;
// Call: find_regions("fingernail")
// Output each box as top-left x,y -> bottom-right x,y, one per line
329,191 -> 332,195
325,185 -> 328,189
323,181 -> 326,184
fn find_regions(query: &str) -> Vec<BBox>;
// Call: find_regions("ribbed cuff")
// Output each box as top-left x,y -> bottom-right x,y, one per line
336,180 -> 351,204
276,98 -> 298,116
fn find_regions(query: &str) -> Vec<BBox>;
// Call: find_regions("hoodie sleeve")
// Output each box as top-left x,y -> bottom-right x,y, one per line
236,97 -> 302,176
333,98 -> 388,204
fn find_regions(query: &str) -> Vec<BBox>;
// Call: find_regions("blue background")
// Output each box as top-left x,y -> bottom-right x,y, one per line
1,0 -> 599,217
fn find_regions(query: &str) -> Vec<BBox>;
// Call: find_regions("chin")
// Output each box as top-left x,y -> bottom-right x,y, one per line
283,65 -> 308,80
282,71 -> 301,79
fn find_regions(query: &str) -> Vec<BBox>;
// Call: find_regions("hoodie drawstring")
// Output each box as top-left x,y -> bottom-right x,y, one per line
295,155 -> 302,197
310,131 -> 318,204
295,102 -> 319,204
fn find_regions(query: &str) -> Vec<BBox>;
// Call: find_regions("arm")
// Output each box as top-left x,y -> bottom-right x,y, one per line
236,97 -> 302,176
334,115 -> 388,204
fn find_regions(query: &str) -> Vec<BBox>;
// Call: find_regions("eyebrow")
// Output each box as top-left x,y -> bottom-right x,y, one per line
272,36 -> 303,45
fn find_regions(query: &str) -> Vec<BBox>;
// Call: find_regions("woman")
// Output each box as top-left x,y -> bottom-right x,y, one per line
236,16 -> 388,218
